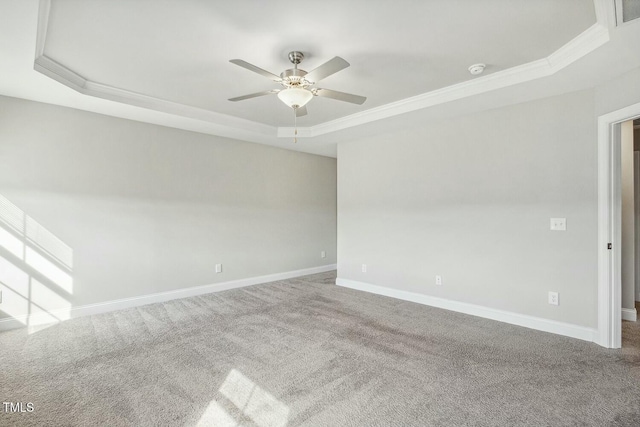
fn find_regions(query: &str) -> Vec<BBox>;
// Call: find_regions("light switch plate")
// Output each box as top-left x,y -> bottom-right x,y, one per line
550,218 -> 566,231
215,264 -> 222,273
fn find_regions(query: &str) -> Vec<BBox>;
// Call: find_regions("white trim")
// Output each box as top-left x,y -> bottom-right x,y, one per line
297,22 -> 608,139
285,58 -> 554,138
0,264 -> 337,332
597,101 -> 640,348
595,0 -> 615,29
546,22 -> 609,71
622,308 -> 637,322
614,0 -> 624,27
635,151 -> 640,305
336,278 -> 597,343
613,0 -> 640,28
35,0 -> 611,143
34,55 -> 86,91
33,55 -> 276,139
35,0 -> 50,58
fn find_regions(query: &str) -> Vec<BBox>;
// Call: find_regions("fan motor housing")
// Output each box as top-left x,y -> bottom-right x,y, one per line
280,68 -> 311,88
280,68 -> 307,79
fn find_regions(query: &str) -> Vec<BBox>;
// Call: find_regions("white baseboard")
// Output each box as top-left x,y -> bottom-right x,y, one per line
0,264 -> 337,332
622,308 -> 637,322
336,277 -> 597,343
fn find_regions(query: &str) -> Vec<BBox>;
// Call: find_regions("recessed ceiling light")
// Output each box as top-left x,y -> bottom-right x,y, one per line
468,63 -> 486,76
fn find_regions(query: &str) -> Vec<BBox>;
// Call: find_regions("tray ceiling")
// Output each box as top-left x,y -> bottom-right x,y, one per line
4,0 -> 640,157
41,0 -> 595,127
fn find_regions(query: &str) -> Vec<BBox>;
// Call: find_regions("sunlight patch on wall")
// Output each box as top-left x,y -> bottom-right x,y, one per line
25,246 -> 73,294
0,256 -> 29,297
0,256 -> 29,324
26,216 -> 73,269
0,194 -> 74,332
0,194 -> 25,234
0,193 -> 73,270
0,224 -> 24,259
30,278 -> 71,320
25,275 -> 72,333
0,284 -> 28,325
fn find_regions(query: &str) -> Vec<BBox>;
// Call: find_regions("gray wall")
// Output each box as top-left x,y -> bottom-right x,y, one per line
595,66 -> 640,117
338,89 -> 598,328
0,96 -> 336,319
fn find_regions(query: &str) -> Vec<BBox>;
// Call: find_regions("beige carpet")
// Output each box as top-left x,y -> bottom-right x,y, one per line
2,271 -> 640,426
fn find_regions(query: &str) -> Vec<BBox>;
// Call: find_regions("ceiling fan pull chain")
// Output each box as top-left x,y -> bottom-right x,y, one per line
294,109 -> 297,143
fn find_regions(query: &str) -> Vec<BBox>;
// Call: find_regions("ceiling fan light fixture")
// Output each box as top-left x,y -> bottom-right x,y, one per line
277,87 -> 313,109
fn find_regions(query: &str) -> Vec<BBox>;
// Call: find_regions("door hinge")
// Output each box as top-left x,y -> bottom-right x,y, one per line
607,243 -> 612,250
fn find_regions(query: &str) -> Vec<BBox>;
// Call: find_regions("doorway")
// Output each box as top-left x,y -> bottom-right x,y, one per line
597,102 -> 640,348
621,119 -> 638,322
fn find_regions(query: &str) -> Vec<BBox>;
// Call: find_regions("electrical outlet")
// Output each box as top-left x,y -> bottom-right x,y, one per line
362,264 -> 367,273
435,275 -> 442,285
321,251 -> 326,258
550,218 -> 566,231
548,291 -> 559,306
215,264 -> 222,273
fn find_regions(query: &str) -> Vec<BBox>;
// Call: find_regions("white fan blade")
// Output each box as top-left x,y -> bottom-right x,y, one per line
314,88 -> 366,105
228,90 -> 279,102
230,59 -> 281,81
305,57 -> 349,83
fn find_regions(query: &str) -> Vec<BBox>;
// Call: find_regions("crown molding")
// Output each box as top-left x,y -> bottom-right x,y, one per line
35,0 -> 612,143
33,54 -> 277,142
283,57 -> 553,138
34,54 -> 85,91
547,21 -> 610,70
35,0 -> 50,58
281,19 -> 610,138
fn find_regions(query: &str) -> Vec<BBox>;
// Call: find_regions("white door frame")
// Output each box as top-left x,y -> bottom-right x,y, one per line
635,151 -> 640,303
597,101 -> 640,348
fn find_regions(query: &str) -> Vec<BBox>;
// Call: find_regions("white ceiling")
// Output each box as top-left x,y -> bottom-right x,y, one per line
0,0 -> 639,157
43,0 -> 595,126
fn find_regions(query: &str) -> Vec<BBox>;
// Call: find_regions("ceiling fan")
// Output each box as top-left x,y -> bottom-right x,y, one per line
228,51 -> 367,118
